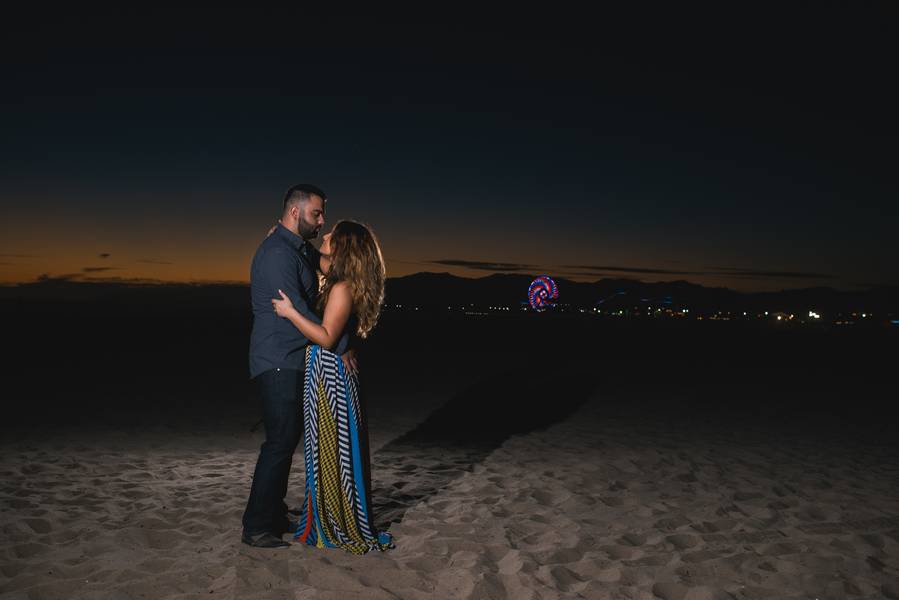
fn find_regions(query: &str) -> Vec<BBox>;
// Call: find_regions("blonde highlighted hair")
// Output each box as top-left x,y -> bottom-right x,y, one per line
317,220 -> 386,338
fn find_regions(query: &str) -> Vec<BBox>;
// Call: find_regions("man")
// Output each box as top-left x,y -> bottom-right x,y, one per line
242,183 -> 355,548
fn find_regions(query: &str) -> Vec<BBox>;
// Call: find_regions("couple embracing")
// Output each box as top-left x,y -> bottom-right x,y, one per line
241,184 -> 392,554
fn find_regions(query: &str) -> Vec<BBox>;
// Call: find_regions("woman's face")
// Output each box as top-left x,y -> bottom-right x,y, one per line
321,230 -> 333,256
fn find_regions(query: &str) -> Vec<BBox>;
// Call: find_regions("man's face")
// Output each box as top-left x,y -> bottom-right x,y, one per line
298,195 -> 325,240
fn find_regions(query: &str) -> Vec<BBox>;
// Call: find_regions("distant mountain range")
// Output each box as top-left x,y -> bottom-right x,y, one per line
2,273 -> 897,315
385,273 -> 899,315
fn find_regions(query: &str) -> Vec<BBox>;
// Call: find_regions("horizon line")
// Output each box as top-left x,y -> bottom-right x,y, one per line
1,271 -> 894,295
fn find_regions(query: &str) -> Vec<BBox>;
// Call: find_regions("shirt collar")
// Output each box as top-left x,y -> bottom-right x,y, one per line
275,222 -> 305,252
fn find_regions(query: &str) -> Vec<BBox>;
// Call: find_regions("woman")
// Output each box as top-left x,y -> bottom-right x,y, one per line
271,220 -> 393,554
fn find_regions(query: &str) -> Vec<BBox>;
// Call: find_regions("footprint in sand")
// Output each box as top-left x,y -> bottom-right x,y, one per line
0,562 -> 25,578
798,504 -> 836,521
600,544 -> 638,560
619,533 -> 647,546
654,516 -> 691,531
759,542 -> 803,556
667,533 -> 700,550
629,553 -> 671,567
545,547 -> 583,563
858,533 -> 885,549
532,489 -> 572,505
882,581 -> 899,599
23,518 -> 52,534
868,555 -> 887,572
600,496 -> 626,507
13,542 -> 51,559
680,549 -> 720,564
733,490 -> 764,501
548,565 -> 589,592
690,519 -> 736,533
651,581 -> 689,600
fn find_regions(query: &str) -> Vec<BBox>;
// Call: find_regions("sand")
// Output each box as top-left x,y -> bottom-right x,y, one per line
2,385 -> 899,599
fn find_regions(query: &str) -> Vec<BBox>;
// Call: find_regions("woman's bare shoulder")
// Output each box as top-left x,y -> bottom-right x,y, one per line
331,280 -> 351,294
328,280 -> 353,307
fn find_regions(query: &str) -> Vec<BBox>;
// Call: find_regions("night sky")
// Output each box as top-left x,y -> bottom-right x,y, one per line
2,7 -> 897,291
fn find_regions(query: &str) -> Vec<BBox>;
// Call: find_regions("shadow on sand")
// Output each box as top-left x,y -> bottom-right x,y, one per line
368,361 -> 597,527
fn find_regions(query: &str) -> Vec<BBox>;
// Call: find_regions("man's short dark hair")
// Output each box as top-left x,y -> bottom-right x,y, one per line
283,184 -> 327,210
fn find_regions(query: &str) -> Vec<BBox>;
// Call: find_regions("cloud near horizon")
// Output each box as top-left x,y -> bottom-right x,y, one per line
569,264 -> 834,281
36,273 -> 82,283
27,273 -> 240,286
430,259 -> 536,272
136,259 -> 174,265
34,267 -> 121,282
80,275 -> 186,284
708,267 -> 835,280
566,265 -> 702,276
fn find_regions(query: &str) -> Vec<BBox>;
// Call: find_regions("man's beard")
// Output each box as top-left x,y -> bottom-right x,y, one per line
298,219 -> 320,240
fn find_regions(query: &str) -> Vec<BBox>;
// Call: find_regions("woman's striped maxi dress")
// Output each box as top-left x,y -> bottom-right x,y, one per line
295,344 -> 393,554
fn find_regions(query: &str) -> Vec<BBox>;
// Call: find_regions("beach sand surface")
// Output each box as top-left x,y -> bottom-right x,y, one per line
2,310 -> 898,599
3,377 -> 899,599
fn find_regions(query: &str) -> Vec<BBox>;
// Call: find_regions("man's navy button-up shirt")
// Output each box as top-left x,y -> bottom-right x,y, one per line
248,223 -> 322,378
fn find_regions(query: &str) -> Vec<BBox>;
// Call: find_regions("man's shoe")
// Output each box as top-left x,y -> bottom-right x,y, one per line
241,531 -> 290,548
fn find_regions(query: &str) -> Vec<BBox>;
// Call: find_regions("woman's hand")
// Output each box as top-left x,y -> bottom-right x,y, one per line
272,289 -> 296,318
266,223 -> 277,238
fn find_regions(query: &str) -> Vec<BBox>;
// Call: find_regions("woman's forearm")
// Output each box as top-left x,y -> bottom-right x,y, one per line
286,307 -> 339,349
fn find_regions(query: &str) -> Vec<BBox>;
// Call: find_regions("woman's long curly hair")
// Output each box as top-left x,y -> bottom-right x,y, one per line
317,220 -> 386,339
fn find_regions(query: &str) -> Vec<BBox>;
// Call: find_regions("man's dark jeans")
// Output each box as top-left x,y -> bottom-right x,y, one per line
242,367 -> 303,536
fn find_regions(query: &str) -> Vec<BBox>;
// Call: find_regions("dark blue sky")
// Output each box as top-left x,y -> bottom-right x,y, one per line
2,7 -> 897,290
